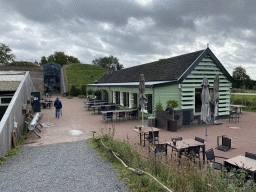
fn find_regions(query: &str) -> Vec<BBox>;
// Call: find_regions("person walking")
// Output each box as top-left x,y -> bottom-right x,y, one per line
54,97 -> 62,118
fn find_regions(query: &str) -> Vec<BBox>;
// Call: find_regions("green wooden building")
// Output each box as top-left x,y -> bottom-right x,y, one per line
86,48 -> 234,118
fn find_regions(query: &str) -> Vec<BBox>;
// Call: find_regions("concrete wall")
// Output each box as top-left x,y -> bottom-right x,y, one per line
0,66 -> 44,94
0,72 -> 34,157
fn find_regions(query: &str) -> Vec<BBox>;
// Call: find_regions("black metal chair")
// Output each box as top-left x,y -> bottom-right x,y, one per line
229,110 -> 239,122
130,110 -> 138,120
153,144 -> 167,157
116,112 -> 126,122
245,152 -> 256,160
99,106 -> 106,113
187,146 -> 201,163
144,131 -> 159,147
110,105 -> 116,111
105,112 -> 113,123
205,148 -> 228,170
216,135 -> 231,152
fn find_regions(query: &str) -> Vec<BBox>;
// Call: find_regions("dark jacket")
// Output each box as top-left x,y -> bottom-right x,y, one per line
54,99 -> 62,109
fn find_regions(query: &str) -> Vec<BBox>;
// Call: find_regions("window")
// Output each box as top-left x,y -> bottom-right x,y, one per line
127,92 -> 129,107
120,92 -> 124,106
123,92 -> 126,106
133,93 -> 137,107
116,92 -> 120,104
147,94 -> 153,113
129,92 -> 133,108
113,91 -> 116,103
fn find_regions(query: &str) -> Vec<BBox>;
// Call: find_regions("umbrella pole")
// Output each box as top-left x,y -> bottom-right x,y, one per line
205,125 -> 208,141
142,104 -> 144,127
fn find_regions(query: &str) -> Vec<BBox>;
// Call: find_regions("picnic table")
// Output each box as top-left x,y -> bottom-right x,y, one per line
230,104 -> 246,113
224,155 -> 256,181
91,104 -> 118,114
133,127 -> 160,146
83,101 -> 106,110
40,100 -> 53,109
101,109 -> 136,120
166,139 -> 206,162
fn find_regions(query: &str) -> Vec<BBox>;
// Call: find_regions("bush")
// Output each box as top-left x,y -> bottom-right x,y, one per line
87,89 -> 93,95
69,85 -> 81,96
154,102 -> 163,111
80,85 -> 86,95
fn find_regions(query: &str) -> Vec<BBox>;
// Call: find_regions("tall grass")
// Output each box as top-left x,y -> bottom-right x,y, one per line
231,94 -> 256,112
231,88 -> 256,93
89,127 -> 256,192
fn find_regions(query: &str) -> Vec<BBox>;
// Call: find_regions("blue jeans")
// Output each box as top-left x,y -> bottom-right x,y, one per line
56,109 -> 61,118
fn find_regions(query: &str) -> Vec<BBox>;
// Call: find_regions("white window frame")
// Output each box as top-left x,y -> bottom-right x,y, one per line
113,91 -> 116,104
120,91 -> 124,106
0,96 -> 12,106
129,92 -> 133,108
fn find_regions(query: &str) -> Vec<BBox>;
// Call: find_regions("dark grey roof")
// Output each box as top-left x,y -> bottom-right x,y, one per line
98,49 -> 204,83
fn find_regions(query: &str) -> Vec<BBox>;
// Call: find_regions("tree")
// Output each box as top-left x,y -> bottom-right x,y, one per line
40,51 -> 80,66
232,66 -> 253,89
40,56 -> 48,65
92,55 -> 123,70
232,66 -> 247,80
0,43 -> 16,65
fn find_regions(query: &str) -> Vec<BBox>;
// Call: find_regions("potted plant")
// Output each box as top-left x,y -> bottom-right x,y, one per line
172,139 -> 176,146
137,125 -> 142,131
166,99 -> 179,132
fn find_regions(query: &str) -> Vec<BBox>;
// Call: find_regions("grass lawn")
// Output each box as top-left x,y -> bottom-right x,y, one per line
64,63 -> 107,89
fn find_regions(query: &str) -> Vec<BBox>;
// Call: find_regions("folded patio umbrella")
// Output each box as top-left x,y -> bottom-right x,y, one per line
213,74 -> 222,125
139,74 -> 147,127
201,77 -> 211,140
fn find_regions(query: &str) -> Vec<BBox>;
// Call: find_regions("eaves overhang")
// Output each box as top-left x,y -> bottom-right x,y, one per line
86,81 -> 174,88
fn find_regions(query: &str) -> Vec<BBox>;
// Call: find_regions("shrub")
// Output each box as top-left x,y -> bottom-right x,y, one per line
154,102 -> 163,111
69,85 -> 81,96
80,85 -> 86,95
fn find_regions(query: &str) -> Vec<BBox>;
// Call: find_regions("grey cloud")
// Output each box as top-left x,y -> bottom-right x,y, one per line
1,0 -> 256,79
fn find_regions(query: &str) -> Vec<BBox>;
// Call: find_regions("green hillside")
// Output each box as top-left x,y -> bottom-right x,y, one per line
64,63 -> 106,91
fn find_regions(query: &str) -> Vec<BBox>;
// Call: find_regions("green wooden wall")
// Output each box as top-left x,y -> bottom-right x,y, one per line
87,55 -> 231,116
181,54 -> 231,115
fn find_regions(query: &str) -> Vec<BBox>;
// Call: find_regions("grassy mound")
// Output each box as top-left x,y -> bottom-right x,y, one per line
64,63 -> 107,95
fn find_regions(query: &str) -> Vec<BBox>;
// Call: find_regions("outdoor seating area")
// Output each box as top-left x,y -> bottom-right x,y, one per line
224,152 -> 256,181
101,109 -> 138,123
40,98 -> 53,109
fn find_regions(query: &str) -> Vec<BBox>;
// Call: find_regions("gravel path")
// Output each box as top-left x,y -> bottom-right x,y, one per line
0,140 -> 129,192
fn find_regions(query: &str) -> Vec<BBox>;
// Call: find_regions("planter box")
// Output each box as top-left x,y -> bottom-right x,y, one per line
78,95 -> 85,98
168,120 -> 177,132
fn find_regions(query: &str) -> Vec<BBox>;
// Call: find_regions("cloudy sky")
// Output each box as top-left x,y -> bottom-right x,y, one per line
1,0 -> 256,79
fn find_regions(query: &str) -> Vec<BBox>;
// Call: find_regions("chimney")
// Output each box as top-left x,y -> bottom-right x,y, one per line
107,63 -> 117,74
